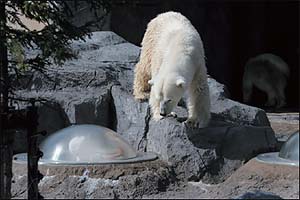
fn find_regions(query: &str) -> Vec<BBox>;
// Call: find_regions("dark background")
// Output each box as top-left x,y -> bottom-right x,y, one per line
109,0 -> 299,111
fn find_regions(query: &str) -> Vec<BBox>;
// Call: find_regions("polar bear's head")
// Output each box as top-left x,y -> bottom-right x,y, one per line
149,75 -> 186,116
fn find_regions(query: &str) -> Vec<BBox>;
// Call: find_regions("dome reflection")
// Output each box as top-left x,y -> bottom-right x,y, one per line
255,131 -> 299,166
278,131 -> 299,161
39,124 -> 137,164
13,125 -> 158,165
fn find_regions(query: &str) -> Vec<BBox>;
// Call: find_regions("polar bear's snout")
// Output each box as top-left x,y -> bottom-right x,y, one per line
159,101 -> 168,116
160,111 -> 167,117
160,99 -> 175,116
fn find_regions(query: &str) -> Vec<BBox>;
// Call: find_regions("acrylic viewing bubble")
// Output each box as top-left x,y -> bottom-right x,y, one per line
278,131 -> 299,161
255,131 -> 299,166
14,124 -> 157,165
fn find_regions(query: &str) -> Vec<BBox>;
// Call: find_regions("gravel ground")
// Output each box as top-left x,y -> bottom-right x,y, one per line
267,112 -> 299,141
145,159 -> 299,199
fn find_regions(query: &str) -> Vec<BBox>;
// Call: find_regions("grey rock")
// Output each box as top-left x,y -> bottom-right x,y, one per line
17,31 -> 139,92
111,86 -> 149,151
37,101 -> 70,134
70,31 -> 127,50
62,88 -> 111,127
147,117 -> 217,181
91,43 -> 140,63
117,170 -> 171,199
15,87 -> 114,151
208,77 -> 270,126
27,66 -> 113,91
13,31 -> 139,154
147,115 -> 276,181
73,88 -> 115,128
12,101 -> 70,153
188,121 -> 277,160
201,157 -> 242,184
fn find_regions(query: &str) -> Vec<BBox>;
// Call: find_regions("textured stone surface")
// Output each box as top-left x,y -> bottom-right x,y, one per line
14,32 -> 140,152
206,158 -> 299,199
144,159 -> 298,199
11,160 -> 175,199
267,112 -> 299,142
208,78 -> 270,126
17,88 -> 114,128
147,117 -> 215,181
147,115 -> 276,181
20,32 -> 138,92
111,86 -> 149,151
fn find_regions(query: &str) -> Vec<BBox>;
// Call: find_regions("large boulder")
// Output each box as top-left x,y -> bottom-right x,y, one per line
111,84 -> 276,181
15,31 -> 139,143
111,86 -> 149,151
16,88 -> 115,136
146,117 -> 276,181
208,77 -> 270,126
20,32 -> 138,92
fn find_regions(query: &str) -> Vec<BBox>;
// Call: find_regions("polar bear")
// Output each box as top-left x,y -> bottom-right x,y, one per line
133,11 -> 211,127
243,53 -> 290,108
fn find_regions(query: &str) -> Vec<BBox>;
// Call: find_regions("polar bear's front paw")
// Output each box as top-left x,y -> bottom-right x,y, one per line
152,114 -> 164,121
167,112 -> 177,118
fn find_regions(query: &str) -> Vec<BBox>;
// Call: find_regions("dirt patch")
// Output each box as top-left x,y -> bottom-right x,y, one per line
145,159 -> 299,199
12,159 -> 177,199
267,112 -> 299,141
206,159 -> 299,199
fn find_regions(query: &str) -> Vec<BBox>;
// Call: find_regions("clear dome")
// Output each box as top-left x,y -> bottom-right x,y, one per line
255,131 -> 299,166
278,131 -> 299,161
13,125 -> 157,165
38,125 -> 137,164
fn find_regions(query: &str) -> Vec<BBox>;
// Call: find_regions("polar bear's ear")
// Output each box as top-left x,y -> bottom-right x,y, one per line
176,77 -> 186,88
148,79 -> 154,86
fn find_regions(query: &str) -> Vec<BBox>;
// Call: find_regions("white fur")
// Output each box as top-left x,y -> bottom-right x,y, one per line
243,53 -> 290,108
139,12 -> 211,128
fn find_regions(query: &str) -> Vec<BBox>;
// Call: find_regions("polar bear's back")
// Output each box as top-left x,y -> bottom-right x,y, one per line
143,12 -> 204,74
150,11 -> 191,28
147,11 -> 200,44
245,53 -> 290,77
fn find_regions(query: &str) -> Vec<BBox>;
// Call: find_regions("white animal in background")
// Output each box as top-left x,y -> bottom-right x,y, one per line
243,53 -> 290,108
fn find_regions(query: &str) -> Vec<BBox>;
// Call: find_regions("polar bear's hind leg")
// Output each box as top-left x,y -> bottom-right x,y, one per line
133,62 -> 151,100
